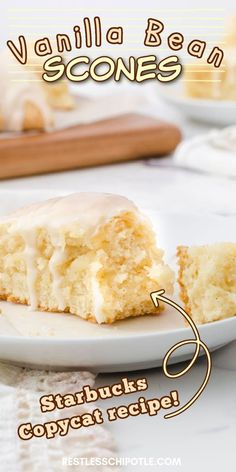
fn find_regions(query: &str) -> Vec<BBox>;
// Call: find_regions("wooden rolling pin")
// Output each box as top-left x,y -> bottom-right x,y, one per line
0,113 -> 181,179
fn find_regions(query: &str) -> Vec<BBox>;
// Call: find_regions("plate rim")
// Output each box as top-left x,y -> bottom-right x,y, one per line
0,191 -> 235,347
0,314 -> 235,344
159,84 -> 236,109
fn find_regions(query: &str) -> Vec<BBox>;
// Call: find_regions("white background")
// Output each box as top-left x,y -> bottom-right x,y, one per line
1,1 -> 236,471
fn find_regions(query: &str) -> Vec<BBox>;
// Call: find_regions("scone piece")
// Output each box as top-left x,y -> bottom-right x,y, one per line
40,81 -> 75,111
0,48 -> 74,132
0,193 -> 174,324
22,101 -> 52,131
27,45 -> 75,111
183,60 -> 236,101
184,63 -> 226,100
184,15 -> 236,101
0,49 -> 53,131
177,243 -> 236,324
225,14 -> 236,46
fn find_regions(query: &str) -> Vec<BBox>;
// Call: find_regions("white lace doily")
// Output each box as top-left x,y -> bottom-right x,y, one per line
0,364 -> 119,471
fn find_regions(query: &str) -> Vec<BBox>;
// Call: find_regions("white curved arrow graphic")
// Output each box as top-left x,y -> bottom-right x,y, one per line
150,289 -> 212,419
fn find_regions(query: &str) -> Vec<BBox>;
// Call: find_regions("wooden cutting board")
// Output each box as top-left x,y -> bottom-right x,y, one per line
0,114 -> 181,179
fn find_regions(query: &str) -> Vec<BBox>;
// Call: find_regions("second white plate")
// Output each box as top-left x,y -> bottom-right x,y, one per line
160,85 -> 236,126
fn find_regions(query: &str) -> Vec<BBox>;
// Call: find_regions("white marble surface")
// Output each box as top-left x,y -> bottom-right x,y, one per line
97,341 -> 236,471
0,89 -> 236,471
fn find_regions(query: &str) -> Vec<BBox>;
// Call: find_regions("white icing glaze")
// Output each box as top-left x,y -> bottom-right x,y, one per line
5,192 -> 138,231
2,193 -> 140,321
48,232 -> 67,311
0,49 -> 52,131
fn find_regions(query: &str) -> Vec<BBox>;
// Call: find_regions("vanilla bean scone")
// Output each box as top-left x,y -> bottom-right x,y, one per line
184,16 -> 236,101
0,193 -> 173,324
0,49 -> 75,132
177,243 -> 236,324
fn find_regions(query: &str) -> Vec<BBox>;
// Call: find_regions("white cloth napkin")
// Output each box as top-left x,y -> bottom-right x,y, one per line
175,126 -> 236,178
0,363 -> 119,471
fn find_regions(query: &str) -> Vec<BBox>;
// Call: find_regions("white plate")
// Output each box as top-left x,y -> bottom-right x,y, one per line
160,85 -> 236,126
0,191 -> 236,372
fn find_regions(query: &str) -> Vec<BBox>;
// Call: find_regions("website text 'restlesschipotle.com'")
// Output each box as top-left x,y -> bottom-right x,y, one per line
62,456 -> 182,467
